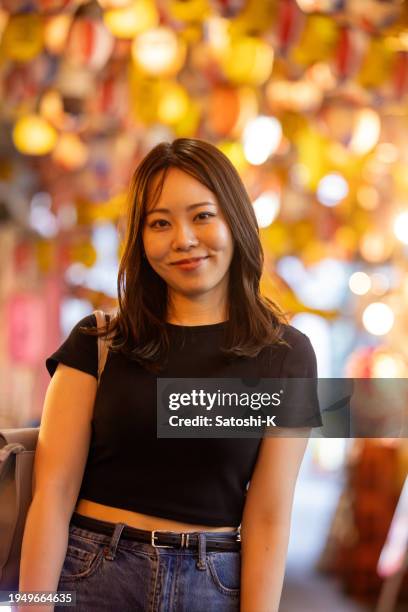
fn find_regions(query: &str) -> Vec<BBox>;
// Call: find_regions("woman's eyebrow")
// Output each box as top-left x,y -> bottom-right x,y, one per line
145,201 -> 217,216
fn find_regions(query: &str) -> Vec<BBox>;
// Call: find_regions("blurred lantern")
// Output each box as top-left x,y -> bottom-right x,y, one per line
173,99 -> 201,137
13,114 -> 58,156
44,13 -> 72,54
217,141 -> 247,173
98,0 -> 134,7
349,271 -> 371,295
295,0 -> 339,12
345,346 -> 376,377
362,302 -> 395,336
88,73 -> 128,120
209,0 -> 246,19
208,86 -> 241,136
52,133 -> 89,170
376,142 -> 399,164
132,26 -> 186,77
334,26 -> 367,80
35,0 -> 78,11
243,115 -> 282,165
103,0 -> 158,38
40,89 -> 65,128
169,0 -> 211,22
157,82 -> 190,125
359,230 -> 394,263
230,87 -> 259,138
221,35 -> 274,86
358,37 -> 394,87
393,51 -> 408,100
292,15 -> 338,65
253,191 -> 280,229
393,211 -> 408,244
67,17 -> 114,70
205,16 -> 230,61
266,79 -> 322,112
357,184 -> 380,210
348,0 -> 403,32
317,172 -> 348,207
371,349 -> 407,378
276,0 -> 303,51
70,241 -> 98,267
306,61 -> 336,91
2,14 -> 44,62
6,292 -> 46,365
349,108 -> 381,155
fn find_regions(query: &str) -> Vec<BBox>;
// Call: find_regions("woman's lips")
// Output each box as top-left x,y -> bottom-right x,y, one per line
171,256 -> 209,270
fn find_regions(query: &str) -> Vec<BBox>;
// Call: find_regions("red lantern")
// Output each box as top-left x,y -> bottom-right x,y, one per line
67,17 -> 114,70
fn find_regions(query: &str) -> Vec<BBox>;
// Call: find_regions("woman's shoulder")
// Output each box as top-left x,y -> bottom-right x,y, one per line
276,322 -> 317,377
278,322 -> 313,350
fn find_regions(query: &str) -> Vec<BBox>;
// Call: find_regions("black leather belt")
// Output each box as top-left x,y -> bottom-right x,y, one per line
71,512 -> 241,552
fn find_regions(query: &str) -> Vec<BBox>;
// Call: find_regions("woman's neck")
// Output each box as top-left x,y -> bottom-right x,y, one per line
167,292 -> 228,326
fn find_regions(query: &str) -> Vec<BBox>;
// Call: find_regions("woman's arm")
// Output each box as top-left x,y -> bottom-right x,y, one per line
18,363 -> 96,611
240,429 -> 311,612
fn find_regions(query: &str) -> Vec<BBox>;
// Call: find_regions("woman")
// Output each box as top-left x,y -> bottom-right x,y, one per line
19,138 -> 322,611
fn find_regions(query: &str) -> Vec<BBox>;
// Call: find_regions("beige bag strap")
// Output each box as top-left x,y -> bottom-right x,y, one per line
93,310 -> 110,384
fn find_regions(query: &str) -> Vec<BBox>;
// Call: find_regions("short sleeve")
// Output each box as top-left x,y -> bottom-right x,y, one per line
277,331 -> 322,428
45,314 -> 98,379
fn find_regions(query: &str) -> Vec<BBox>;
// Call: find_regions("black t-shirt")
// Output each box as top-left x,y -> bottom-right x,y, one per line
45,314 -> 322,527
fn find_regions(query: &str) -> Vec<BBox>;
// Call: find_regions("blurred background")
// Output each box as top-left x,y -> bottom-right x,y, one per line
0,0 -> 407,610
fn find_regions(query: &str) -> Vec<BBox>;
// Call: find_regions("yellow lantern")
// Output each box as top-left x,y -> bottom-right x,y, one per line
157,82 -> 190,125
13,114 -> 58,156
103,0 -> 158,39
2,13 -> 44,62
52,133 -> 89,170
131,26 -> 186,77
221,35 -> 274,86
39,90 -> 65,128
44,14 -> 72,54
217,141 -> 247,174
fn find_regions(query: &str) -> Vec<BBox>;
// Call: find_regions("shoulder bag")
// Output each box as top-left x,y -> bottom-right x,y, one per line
0,309 -> 110,590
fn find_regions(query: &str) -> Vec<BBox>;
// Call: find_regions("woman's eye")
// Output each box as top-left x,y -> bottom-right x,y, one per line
150,219 -> 169,228
195,212 -> 215,221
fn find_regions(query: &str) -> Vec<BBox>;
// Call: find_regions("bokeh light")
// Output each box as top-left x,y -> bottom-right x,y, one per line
243,115 -> 282,165
349,271 -> 371,295
362,302 -> 394,336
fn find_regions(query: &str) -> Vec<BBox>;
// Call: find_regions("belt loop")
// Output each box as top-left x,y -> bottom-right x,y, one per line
105,522 -> 126,561
196,533 -> 207,571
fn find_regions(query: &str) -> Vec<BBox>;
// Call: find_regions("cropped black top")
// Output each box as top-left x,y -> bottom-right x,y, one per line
45,315 -> 322,527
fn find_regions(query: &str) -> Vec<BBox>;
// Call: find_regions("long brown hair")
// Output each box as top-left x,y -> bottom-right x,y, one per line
81,137 -> 288,372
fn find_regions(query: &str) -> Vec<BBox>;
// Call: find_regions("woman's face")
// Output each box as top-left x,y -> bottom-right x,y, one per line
142,167 -> 234,299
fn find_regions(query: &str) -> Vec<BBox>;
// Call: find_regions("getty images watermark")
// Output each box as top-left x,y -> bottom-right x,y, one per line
156,378 -> 408,439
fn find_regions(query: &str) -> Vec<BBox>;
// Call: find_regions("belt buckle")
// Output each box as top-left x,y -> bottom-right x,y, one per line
151,530 -> 182,548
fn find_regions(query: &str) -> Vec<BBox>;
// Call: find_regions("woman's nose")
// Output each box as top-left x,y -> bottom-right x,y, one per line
171,224 -> 199,251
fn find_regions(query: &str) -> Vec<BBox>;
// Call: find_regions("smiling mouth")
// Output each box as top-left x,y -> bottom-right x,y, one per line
170,256 -> 209,265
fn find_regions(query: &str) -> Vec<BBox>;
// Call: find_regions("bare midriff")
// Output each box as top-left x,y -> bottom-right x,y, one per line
75,498 -> 238,533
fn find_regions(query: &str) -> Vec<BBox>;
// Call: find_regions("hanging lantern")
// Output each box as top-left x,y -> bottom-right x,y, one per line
67,17 -> 114,70
276,0 -> 303,52
35,0 -> 78,11
44,13 -> 72,54
132,26 -> 186,77
157,82 -> 190,125
334,26 -> 367,80
52,133 -> 89,170
393,51 -> 408,100
2,13 -> 44,62
220,35 -> 274,86
103,0 -> 158,39
13,114 -> 58,156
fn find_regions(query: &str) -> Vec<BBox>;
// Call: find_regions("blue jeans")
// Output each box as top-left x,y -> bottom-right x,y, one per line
56,520 -> 241,611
